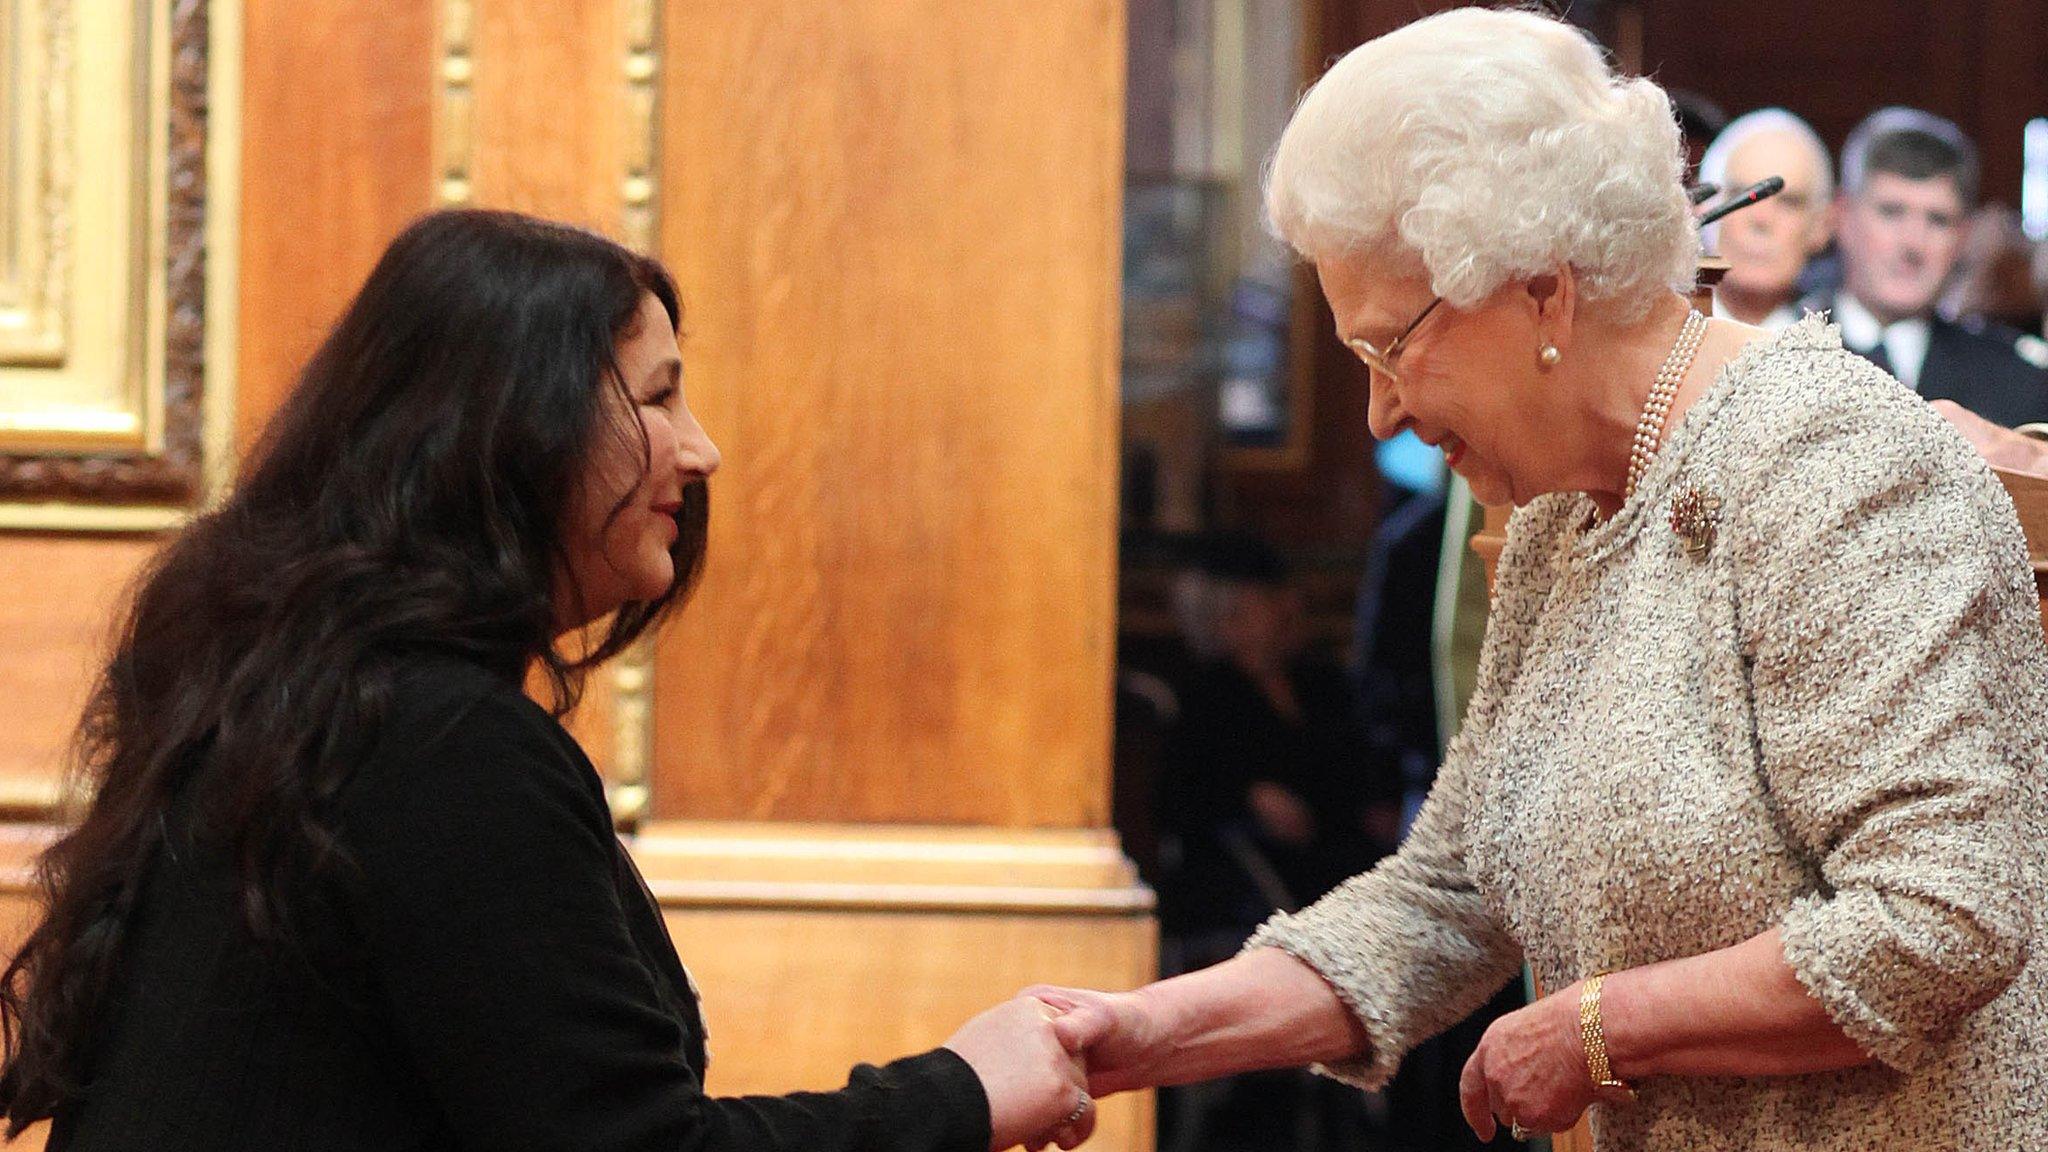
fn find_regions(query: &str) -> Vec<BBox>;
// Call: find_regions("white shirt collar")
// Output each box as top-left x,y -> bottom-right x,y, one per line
1834,293 -> 1931,391
1709,291 -> 1801,331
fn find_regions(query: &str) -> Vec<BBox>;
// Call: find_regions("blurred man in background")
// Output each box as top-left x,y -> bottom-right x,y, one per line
1809,106 -> 2048,426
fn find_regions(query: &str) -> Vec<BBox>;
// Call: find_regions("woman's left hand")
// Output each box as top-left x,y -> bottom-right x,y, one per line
1458,982 -> 1629,1140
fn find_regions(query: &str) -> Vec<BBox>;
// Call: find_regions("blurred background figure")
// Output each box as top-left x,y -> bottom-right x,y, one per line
1698,109 -> 1834,329
1808,106 -> 2048,426
1351,433 -> 1447,839
1156,532 -> 1399,969
1146,532 -> 1400,1152
1941,205 -> 2048,334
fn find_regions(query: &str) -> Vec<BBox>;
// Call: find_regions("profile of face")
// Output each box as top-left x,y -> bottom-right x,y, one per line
557,291 -> 722,630
1836,171 -> 1967,323
1716,130 -> 1830,302
1319,254 -> 1558,508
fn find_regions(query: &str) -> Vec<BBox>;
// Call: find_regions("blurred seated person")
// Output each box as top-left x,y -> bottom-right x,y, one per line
1697,108 -> 1832,329
1806,107 -> 2048,426
1156,533 -> 1401,969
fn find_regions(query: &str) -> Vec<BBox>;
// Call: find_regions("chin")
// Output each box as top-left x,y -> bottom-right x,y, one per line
628,555 -> 677,602
1463,473 -> 1516,508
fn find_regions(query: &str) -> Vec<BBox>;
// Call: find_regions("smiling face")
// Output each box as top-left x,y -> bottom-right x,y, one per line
557,291 -> 721,630
1837,171 -> 1967,324
1319,253 -> 1561,507
1716,130 -> 1831,302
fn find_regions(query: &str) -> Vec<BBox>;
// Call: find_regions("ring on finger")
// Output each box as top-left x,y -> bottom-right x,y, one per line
1509,1121 -> 1529,1141
1062,1095 -> 1093,1127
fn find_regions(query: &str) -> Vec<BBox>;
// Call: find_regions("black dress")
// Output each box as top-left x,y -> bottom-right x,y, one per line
50,657 -> 988,1152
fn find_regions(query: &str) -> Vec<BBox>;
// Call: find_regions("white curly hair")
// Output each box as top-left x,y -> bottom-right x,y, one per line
1263,6 -> 1698,322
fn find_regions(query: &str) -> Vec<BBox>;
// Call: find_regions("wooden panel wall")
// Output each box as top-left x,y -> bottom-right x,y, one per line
0,537 -> 158,811
236,2 -> 435,455
469,0 -> 625,229
652,0 -> 1126,827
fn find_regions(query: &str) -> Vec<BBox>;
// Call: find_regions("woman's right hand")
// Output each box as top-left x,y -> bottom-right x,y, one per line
944,995 -> 1095,1150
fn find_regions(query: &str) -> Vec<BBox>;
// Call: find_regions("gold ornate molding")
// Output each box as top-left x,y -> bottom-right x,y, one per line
607,636 -> 655,829
0,0 -> 73,365
609,0 -> 664,831
0,0 -> 231,526
620,0 -> 660,254
433,0 -> 475,206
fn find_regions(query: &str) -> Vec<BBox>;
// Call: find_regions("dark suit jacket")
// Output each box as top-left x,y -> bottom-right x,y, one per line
1805,294 -> 2048,428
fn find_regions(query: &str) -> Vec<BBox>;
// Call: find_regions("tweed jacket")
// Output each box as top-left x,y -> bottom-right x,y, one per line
1251,317 -> 2048,1150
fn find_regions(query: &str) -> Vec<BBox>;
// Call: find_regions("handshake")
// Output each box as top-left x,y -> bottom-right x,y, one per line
940,984 -> 1152,1152
936,948 -> 1368,1150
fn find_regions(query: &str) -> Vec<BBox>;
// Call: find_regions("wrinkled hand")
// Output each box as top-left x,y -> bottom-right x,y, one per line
944,995 -> 1095,1151
1018,983 -> 1174,1102
1932,398 -> 2048,478
1459,983 -> 1632,1140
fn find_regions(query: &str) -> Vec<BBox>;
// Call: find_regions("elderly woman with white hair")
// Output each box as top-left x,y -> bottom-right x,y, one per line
1035,8 -> 2048,1151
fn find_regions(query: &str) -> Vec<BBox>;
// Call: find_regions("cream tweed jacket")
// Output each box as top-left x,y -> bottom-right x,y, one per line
1250,317 -> 2048,1150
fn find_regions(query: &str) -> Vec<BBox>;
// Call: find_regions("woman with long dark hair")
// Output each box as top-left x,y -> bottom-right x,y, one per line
0,210 -> 1092,1151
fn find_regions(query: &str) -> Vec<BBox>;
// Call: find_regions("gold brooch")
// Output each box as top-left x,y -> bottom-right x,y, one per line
1669,487 -> 1722,558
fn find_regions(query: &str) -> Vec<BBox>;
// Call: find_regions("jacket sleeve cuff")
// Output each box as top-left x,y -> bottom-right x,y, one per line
1779,894 -> 1935,1073
852,1048 -> 991,1152
1243,922 -> 1397,1091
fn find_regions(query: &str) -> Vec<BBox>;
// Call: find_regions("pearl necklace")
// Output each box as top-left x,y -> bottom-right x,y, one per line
1623,309 -> 1709,501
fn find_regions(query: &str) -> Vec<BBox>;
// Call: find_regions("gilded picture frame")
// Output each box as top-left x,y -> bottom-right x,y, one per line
0,0 -> 236,531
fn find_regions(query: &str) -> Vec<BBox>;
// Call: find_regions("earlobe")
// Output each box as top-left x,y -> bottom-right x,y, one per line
1528,268 -> 1576,363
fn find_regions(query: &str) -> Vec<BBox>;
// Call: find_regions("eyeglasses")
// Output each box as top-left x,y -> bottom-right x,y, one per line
1346,296 -> 1444,382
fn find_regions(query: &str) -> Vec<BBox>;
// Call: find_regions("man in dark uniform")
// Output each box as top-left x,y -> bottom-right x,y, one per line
1805,107 -> 2048,428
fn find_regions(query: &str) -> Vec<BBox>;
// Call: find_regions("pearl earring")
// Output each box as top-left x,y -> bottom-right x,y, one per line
1538,344 -> 1561,369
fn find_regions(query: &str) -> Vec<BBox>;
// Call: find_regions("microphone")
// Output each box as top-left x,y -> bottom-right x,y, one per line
1697,176 -> 1786,228
1686,182 -> 1720,206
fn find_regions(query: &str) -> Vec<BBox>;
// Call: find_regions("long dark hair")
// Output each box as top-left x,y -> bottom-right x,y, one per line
0,209 -> 708,1130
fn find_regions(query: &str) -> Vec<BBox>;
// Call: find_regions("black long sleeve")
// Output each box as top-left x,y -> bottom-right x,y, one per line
51,658 -> 990,1152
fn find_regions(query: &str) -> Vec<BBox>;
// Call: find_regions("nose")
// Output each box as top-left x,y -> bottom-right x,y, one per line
676,410 -> 722,479
1365,371 -> 1404,441
1896,217 -> 1936,264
